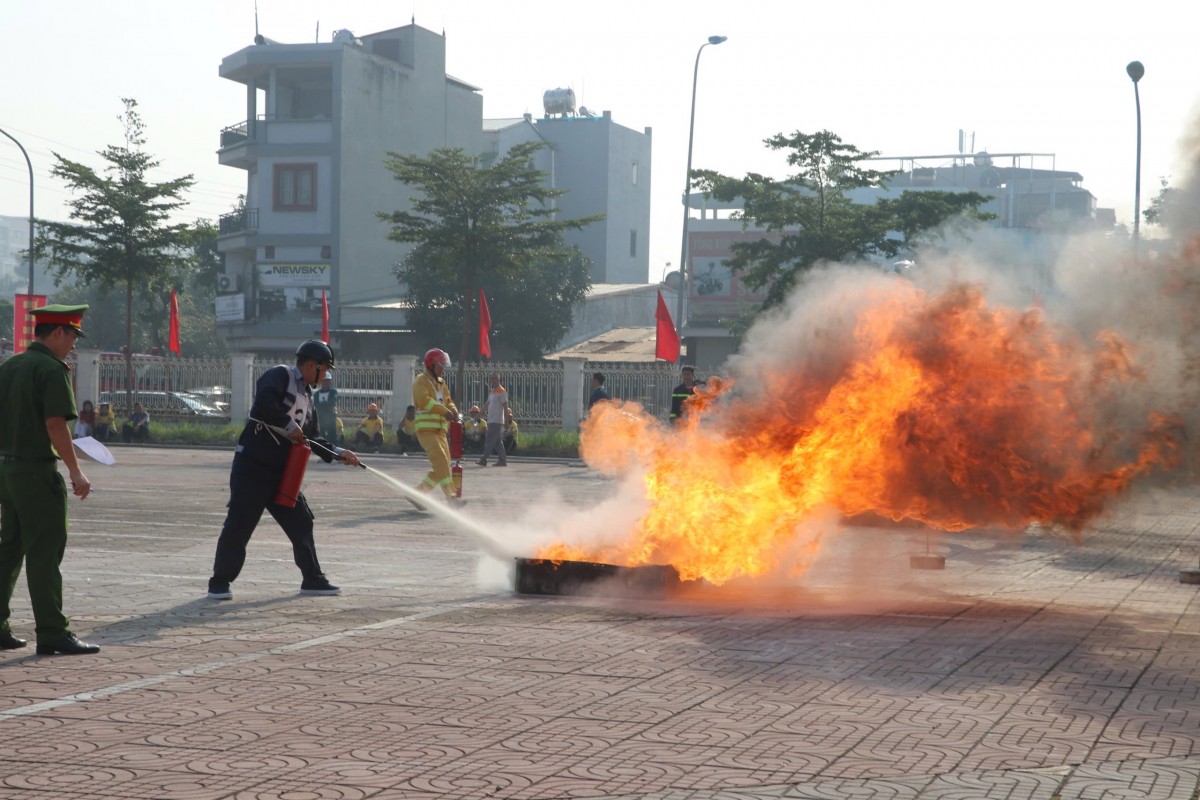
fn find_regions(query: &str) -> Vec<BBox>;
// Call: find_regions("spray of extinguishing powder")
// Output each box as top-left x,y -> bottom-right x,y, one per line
361,464 -> 516,561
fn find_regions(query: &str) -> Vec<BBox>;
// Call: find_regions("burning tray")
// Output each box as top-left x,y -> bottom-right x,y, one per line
515,558 -> 681,598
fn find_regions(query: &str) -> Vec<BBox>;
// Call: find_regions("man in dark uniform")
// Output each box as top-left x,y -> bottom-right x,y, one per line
207,340 -> 360,601
669,366 -> 703,424
0,304 -> 101,655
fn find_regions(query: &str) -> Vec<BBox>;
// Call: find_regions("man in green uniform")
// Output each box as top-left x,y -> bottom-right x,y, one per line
0,304 -> 101,655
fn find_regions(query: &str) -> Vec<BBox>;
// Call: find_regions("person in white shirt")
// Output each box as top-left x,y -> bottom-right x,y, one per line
477,372 -> 509,467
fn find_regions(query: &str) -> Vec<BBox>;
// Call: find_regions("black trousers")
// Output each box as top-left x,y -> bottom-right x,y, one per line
211,454 -> 325,586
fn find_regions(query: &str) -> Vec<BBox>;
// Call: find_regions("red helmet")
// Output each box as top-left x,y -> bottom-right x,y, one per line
423,348 -> 451,370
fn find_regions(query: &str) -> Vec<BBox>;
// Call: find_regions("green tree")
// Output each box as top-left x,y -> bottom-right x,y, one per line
399,243 -> 592,361
34,98 -> 200,399
1144,177 -> 1175,227
379,142 -> 599,384
693,130 -> 994,307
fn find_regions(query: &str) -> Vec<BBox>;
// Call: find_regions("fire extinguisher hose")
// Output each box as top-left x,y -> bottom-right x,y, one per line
247,417 -> 367,469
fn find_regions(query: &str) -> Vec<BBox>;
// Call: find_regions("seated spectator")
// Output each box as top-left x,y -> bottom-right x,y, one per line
122,402 -> 150,443
73,400 -> 96,439
463,405 -> 486,452
503,408 -> 520,455
353,403 -> 385,453
93,402 -> 117,442
396,405 -> 422,455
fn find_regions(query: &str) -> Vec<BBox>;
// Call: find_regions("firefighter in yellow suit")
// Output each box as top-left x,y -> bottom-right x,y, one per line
413,348 -> 462,503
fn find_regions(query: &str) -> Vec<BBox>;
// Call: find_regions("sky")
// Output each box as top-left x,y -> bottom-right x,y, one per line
2,0 -> 1197,283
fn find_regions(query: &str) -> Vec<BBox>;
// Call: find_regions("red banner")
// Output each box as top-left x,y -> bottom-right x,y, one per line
479,289 -> 492,359
13,294 -> 47,354
168,289 -> 182,356
655,290 -> 680,362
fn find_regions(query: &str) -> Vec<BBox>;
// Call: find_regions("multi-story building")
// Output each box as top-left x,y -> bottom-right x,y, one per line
215,24 -> 483,357
483,108 -> 652,285
215,25 -> 655,359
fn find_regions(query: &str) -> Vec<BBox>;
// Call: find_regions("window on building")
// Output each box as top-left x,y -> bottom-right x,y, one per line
632,161 -> 639,186
264,245 -> 275,259
321,245 -> 331,259
630,230 -> 637,258
273,164 -> 316,211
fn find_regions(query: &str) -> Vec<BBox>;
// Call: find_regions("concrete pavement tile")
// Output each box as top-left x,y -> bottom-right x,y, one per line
918,765 -> 1071,799
228,780 -> 378,800
499,717 -> 652,757
435,698 -> 557,730
785,775 -> 933,798
709,733 -> 834,775
138,711 -> 302,750
636,709 -> 772,748
1057,755 -> 1200,800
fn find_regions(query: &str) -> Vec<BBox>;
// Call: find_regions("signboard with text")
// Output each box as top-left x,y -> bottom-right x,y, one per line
13,293 -> 47,353
215,293 -> 246,323
256,263 -> 330,288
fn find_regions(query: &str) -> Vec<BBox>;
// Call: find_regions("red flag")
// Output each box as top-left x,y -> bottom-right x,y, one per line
479,289 -> 492,359
655,290 -> 680,362
168,289 -> 182,356
321,291 -> 330,343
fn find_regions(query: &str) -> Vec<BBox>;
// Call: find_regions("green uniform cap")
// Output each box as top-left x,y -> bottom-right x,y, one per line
30,304 -> 89,337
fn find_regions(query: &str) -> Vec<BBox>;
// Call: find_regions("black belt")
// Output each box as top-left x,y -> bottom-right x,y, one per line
0,456 -> 56,463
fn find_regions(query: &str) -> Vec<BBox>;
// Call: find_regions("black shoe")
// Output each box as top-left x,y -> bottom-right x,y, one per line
476,459 -> 487,467
207,582 -> 232,600
0,631 -> 27,650
494,462 -> 507,467
300,577 -> 341,596
36,633 -> 100,655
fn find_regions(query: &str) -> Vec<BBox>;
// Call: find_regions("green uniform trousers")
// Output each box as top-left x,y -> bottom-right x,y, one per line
0,461 -> 70,644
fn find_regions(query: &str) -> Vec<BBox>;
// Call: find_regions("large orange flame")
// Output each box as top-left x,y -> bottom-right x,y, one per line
539,283 -> 1180,585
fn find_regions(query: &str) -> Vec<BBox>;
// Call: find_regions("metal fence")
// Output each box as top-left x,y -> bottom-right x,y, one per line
95,356 -> 232,419
450,362 -> 565,429
0,348 -> 686,429
583,361 -> 678,420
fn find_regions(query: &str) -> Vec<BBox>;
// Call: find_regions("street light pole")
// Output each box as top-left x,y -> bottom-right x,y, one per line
1126,60 -> 1144,257
676,35 -> 727,357
0,126 -> 35,294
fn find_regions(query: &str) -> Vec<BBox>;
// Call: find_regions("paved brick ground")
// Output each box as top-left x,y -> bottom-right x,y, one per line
1,447 -> 1199,799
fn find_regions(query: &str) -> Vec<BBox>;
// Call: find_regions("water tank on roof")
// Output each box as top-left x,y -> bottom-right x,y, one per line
543,87 -> 576,117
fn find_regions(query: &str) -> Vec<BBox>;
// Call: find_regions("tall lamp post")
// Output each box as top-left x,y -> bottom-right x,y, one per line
1126,60 -> 1144,257
676,35 -> 727,353
0,126 -> 35,294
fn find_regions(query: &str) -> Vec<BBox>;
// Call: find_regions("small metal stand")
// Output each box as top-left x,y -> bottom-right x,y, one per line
910,531 -> 946,570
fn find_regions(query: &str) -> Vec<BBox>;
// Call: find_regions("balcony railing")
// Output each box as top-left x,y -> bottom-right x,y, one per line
220,120 -> 250,149
218,207 -> 259,237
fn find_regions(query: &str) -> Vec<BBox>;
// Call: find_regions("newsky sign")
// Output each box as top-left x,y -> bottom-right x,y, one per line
256,263 -> 330,288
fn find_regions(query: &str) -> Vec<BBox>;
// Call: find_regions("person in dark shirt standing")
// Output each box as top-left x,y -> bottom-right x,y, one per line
0,304 -> 100,655
206,340 -> 360,601
669,365 -> 704,424
588,372 -> 610,411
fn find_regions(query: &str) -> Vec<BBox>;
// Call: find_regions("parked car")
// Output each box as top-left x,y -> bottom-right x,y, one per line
98,391 -> 227,420
186,385 -> 232,413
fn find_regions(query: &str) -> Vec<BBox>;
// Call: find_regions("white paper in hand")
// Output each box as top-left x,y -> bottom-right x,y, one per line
73,436 -> 116,466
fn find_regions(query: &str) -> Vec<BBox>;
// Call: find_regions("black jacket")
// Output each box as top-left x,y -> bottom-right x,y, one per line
235,365 -> 337,472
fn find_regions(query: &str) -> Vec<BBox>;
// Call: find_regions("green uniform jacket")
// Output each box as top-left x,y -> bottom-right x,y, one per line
0,342 -> 78,458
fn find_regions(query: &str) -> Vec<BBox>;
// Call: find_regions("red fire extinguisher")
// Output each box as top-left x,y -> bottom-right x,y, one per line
448,416 -> 464,497
275,442 -> 311,508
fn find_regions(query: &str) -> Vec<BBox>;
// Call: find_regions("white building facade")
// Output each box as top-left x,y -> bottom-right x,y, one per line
215,25 -> 483,358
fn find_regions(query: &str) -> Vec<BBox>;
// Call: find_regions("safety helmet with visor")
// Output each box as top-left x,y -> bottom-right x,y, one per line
423,348 -> 451,371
